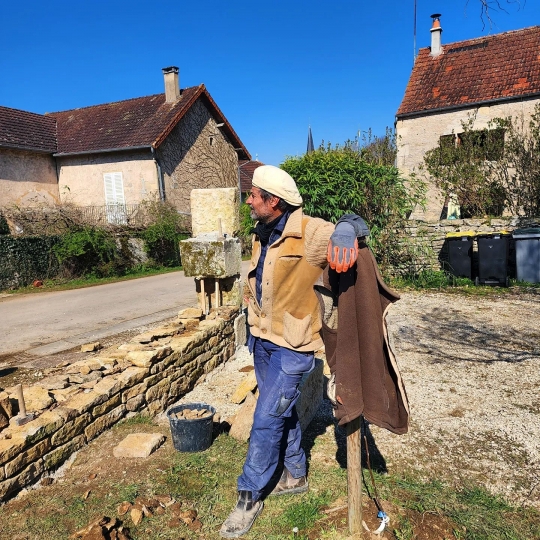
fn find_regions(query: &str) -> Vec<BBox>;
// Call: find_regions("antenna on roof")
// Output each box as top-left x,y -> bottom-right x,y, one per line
413,0 -> 417,64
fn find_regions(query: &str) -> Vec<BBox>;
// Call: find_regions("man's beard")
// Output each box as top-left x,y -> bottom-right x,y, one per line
250,207 -> 274,223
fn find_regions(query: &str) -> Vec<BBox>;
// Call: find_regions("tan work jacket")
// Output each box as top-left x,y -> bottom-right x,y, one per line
246,207 -> 334,352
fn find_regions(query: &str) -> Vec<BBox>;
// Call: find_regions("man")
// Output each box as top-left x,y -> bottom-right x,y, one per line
220,165 -> 364,538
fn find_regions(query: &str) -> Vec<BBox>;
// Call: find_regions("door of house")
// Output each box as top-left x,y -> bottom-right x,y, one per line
103,172 -> 127,224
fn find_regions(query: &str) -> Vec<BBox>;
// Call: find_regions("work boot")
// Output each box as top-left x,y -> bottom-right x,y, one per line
269,468 -> 309,496
219,490 -> 264,538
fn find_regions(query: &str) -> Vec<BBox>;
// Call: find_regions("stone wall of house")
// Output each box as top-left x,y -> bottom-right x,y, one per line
0,148 -> 59,208
157,100 -> 239,214
400,216 -> 540,275
396,96 -> 540,221
56,149 -> 159,207
0,307 -> 240,502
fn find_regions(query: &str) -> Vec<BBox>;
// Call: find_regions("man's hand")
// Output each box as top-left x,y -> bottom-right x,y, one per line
327,222 -> 358,273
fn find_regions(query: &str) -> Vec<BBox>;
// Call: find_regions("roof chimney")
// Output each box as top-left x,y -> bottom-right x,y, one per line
430,14 -> 443,57
162,66 -> 180,103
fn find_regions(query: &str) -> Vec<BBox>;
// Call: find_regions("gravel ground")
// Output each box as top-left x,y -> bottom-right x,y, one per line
161,289 -> 540,510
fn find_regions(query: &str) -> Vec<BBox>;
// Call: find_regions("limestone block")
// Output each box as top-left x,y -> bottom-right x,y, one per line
229,392 -> 256,441
19,386 -> 54,413
191,187 -> 239,237
51,413 -> 91,446
126,394 -> 146,412
116,367 -> 150,388
145,379 -> 171,403
147,398 -> 166,416
81,341 -> 101,352
93,393 -> 122,417
6,410 -> 63,446
234,313 -> 247,349
66,359 -> 102,374
93,377 -> 123,398
50,386 -> 82,403
0,460 -> 43,502
178,307 -> 203,320
113,433 -> 165,458
37,375 -> 70,391
5,438 -> 51,478
230,371 -> 257,404
0,437 -> 27,467
43,434 -> 85,471
126,350 -> 159,368
96,357 -> 118,369
180,237 -> 241,278
85,405 -> 126,442
0,394 -> 14,429
123,380 -> 150,402
63,391 -> 107,415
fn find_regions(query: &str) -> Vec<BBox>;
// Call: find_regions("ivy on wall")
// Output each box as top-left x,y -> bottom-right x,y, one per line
0,236 -> 60,290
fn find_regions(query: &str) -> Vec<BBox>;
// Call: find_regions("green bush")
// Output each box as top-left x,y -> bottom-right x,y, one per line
239,202 -> 254,256
139,201 -> 188,266
52,226 -> 119,277
281,143 -> 426,276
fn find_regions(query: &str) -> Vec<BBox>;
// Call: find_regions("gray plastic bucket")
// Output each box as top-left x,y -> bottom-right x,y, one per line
167,402 -> 216,452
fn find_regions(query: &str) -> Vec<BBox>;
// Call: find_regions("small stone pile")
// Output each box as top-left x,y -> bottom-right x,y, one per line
171,407 -> 213,420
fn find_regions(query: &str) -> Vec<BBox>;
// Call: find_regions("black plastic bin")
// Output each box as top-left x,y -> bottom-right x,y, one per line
445,232 -> 475,279
513,228 -> 540,284
167,402 -> 216,452
475,232 -> 511,287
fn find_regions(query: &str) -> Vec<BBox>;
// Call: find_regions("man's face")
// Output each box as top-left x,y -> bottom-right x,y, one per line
246,186 -> 277,223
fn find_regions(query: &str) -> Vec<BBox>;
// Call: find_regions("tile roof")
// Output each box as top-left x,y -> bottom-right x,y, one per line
238,160 -> 264,192
49,85 -> 250,159
0,106 -> 57,152
397,25 -> 540,117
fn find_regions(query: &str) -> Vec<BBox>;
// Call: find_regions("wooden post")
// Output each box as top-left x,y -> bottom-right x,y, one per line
215,278 -> 220,308
347,417 -> 362,536
15,384 -> 26,417
200,278 -> 208,315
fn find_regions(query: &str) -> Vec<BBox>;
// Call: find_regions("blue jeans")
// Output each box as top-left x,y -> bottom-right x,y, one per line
237,337 -> 314,501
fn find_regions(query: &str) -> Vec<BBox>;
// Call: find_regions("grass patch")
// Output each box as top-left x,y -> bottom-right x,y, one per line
1,427 -> 539,540
374,471 -> 540,540
2,265 -> 182,296
120,414 -> 155,426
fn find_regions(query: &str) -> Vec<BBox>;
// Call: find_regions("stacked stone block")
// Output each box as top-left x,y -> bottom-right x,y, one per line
395,216 -> 540,275
0,307 -> 239,502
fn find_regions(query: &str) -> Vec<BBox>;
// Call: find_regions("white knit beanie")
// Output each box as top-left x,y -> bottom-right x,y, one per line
252,165 -> 303,206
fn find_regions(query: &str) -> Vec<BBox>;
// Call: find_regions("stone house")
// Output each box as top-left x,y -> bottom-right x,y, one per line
0,67 -> 250,222
396,19 -> 540,220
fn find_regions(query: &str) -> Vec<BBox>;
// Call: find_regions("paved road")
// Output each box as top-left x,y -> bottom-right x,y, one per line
0,262 -> 250,357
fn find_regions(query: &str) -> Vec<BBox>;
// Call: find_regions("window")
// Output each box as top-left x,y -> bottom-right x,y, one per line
438,134 -> 456,165
103,172 -> 127,224
458,128 -> 505,161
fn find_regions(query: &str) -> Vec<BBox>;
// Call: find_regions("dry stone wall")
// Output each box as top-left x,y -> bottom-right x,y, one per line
0,307 -> 240,503
401,216 -> 540,274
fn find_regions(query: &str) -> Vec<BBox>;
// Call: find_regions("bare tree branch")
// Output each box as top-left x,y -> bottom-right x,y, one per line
466,0 -> 524,31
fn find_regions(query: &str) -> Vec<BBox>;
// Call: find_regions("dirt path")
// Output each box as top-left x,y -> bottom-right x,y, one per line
375,290 -> 540,508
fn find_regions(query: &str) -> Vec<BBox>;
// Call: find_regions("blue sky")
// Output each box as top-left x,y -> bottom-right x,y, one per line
1,1 -> 537,165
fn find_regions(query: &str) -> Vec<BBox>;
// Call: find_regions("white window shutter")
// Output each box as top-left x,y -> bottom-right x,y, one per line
113,172 -> 125,205
104,173 -> 115,205
104,172 -> 126,224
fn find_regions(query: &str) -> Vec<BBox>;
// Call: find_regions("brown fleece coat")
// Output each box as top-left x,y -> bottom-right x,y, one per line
316,244 -> 409,434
